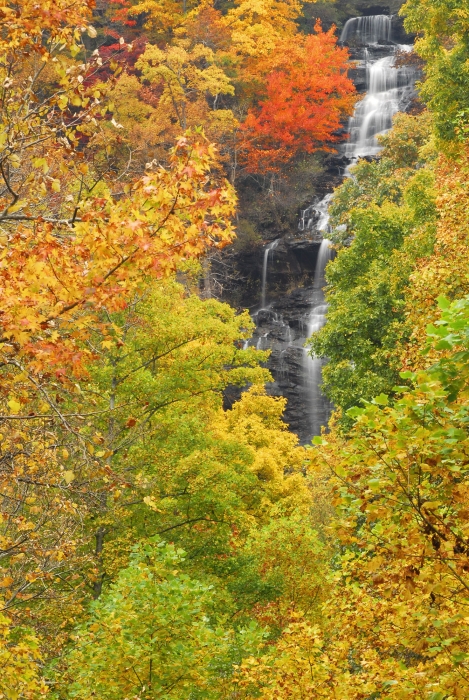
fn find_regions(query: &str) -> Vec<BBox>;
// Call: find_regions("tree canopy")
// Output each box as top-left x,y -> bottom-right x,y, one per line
5,0 -> 469,698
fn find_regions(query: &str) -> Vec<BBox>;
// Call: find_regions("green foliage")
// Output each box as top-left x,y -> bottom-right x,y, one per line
425,294 -> 469,398
79,280 -> 268,568
73,280 -> 313,618
59,540 -> 265,699
44,279 -> 320,696
379,110 -> 434,168
402,0 -> 469,144
308,113 -> 436,420
240,511 -> 329,621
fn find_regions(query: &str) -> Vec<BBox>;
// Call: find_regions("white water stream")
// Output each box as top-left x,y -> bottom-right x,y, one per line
340,15 -> 392,45
302,240 -> 334,435
300,15 -> 417,437
252,15 -> 417,440
345,49 -> 416,161
260,239 -> 280,309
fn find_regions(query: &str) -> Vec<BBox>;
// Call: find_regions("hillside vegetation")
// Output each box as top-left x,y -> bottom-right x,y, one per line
2,0 -> 469,698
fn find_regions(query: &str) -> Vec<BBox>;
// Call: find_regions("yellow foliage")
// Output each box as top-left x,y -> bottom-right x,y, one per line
403,147 -> 469,369
223,0 -> 310,61
136,41 -> 234,130
0,608 -> 47,699
218,385 -> 310,512
0,0 -> 237,666
102,72 -> 173,170
236,619 -> 331,699
128,0 -> 196,35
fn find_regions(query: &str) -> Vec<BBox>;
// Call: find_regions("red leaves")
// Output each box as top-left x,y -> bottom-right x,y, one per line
240,24 -> 356,173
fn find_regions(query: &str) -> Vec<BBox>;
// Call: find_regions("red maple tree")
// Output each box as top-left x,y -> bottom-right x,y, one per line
241,23 -> 356,173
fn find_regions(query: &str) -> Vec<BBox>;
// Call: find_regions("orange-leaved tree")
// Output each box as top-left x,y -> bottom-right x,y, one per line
0,0 -> 236,665
240,24 -> 356,173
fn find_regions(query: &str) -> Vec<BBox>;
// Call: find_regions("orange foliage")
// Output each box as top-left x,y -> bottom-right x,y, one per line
1,137 -> 236,371
0,0 -> 237,656
240,24 -> 356,173
182,4 -> 231,52
0,0 -> 95,48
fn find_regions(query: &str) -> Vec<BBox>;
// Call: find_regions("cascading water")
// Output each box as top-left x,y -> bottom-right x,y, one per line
345,50 -> 416,161
299,14 -> 417,438
242,15 -> 416,442
260,239 -> 280,309
303,239 -> 334,436
340,15 -> 392,45
299,193 -> 333,234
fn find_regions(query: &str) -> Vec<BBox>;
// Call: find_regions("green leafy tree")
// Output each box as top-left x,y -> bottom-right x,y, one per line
402,0 -> 469,145
73,279 -> 311,600
309,113 -> 436,420
59,540 -> 265,699
227,510 -> 331,633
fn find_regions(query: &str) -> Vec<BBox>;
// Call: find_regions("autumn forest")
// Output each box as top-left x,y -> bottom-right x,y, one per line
1,0 -> 469,697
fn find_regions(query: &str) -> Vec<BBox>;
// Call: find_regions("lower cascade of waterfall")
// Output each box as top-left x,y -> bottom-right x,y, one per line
245,14 -> 416,442
302,240 -> 334,437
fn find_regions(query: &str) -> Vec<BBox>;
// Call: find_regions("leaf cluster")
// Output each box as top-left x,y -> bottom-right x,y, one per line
308,112 -> 436,422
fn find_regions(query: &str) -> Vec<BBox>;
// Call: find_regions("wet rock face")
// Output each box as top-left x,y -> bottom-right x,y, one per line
223,279 -> 327,444
248,287 -> 327,443
221,13 -> 417,444
254,239 -> 319,304
231,232 -> 326,314
220,231 -> 333,442
240,241 -> 334,444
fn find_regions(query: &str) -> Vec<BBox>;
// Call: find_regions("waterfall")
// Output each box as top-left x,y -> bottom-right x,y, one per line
299,15 -> 416,438
316,194 -> 333,232
256,332 -> 270,350
303,239 -> 334,436
299,193 -> 333,234
340,15 -> 392,45
345,53 -> 417,160
260,239 -> 280,308
313,238 -> 333,291
244,14 -> 416,442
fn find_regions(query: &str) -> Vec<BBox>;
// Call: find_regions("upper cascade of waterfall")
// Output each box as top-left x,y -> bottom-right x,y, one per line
340,14 -> 393,45
299,19 -> 417,235
344,51 -> 418,160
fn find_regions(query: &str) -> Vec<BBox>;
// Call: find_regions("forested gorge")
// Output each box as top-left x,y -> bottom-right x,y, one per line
1,0 -> 469,698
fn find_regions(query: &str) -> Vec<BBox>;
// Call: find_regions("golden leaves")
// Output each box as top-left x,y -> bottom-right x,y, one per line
0,606 -> 47,699
0,1 -> 236,671
7,398 -> 21,414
